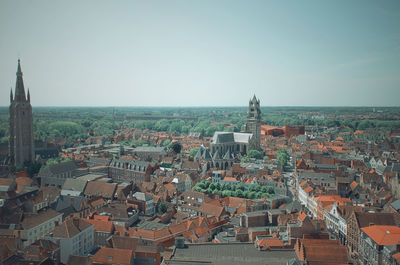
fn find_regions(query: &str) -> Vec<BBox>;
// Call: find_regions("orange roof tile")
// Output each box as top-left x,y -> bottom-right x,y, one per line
299,212 -> 307,222
85,219 -> 113,233
361,225 -> 400,246
93,215 -> 110,221
257,238 -> 284,248
92,248 -> 133,265
304,187 -> 313,193
350,181 -> 358,190
393,252 -> 400,263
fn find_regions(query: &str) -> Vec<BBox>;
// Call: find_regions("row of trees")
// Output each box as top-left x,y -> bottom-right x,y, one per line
35,121 -> 85,140
264,114 -> 400,132
193,180 -> 274,199
132,119 -> 241,137
39,157 -> 72,172
241,149 -> 267,163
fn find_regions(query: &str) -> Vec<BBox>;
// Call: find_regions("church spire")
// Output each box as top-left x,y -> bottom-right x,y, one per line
10,87 -> 13,102
27,89 -> 30,103
14,59 -> 27,102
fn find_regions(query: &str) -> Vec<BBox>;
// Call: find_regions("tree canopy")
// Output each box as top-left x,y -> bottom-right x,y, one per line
247,149 -> 263,159
192,180 -> 274,199
276,148 -> 290,167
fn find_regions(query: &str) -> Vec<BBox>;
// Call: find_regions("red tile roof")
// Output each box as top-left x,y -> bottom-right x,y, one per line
296,238 -> 349,264
257,238 -> 284,249
392,252 -> 400,263
361,225 -> 400,246
197,203 -> 225,217
85,219 -> 113,233
304,187 -> 313,193
92,248 -> 133,265
299,212 -> 307,222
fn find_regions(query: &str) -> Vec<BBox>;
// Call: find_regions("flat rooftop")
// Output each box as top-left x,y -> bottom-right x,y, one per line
167,243 -> 297,265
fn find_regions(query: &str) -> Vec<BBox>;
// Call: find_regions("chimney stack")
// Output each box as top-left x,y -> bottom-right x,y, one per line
73,218 -> 80,228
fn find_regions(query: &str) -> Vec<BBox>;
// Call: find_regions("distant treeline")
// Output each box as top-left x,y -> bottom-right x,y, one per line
0,106 -> 400,145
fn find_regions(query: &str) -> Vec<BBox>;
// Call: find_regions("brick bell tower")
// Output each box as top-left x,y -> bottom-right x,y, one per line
9,59 -> 35,168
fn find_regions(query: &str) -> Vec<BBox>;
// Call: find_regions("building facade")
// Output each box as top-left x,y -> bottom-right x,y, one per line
347,212 -> 396,255
52,218 -> 94,264
20,209 -> 63,247
9,59 -> 35,167
359,225 -> 400,265
109,158 -> 156,183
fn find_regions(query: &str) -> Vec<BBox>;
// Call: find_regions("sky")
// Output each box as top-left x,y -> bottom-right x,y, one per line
0,0 -> 399,107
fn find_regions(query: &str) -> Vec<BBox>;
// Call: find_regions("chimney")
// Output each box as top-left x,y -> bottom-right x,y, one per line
73,218 -> 80,228
175,236 -> 185,249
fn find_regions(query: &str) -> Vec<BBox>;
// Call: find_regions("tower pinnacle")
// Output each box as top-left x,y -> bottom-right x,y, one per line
15,59 -> 26,102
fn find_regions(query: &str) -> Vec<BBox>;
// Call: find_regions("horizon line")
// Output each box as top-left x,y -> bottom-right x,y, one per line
1,105 -> 400,108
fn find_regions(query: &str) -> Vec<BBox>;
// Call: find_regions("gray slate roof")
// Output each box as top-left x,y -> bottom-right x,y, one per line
133,146 -> 167,153
169,243 -> 296,265
133,192 -> 153,202
62,179 -> 87,192
212,132 -> 235,144
41,161 -> 78,175
211,132 -> 252,144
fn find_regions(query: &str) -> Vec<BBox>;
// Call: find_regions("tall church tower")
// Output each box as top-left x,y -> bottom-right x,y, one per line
245,95 -> 261,150
9,59 -> 35,167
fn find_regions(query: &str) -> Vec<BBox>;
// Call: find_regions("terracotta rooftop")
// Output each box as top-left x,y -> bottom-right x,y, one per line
299,212 -> 307,222
84,181 -> 117,199
197,202 -> 225,218
296,238 -> 349,265
257,238 -> 284,249
392,252 -> 400,263
85,218 -> 113,233
92,247 -> 133,265
361,225 -> 400,246
53,218 -> 92,238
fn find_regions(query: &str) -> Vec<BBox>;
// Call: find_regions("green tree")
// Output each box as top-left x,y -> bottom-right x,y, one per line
276,148 -> 290,167
236,184 -> 245,191
241,156 -> 249,163
189,147 -> 200,157
163,139 -> 171,147
247,149 -> 263,159
248,191 -> 257,199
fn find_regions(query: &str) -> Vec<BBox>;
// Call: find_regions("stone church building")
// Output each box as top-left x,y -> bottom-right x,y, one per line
195,95 -> 262,170
9,59 -> 35,167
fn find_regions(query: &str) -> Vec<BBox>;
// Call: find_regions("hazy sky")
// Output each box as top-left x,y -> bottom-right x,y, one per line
1,1 -> 399,107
